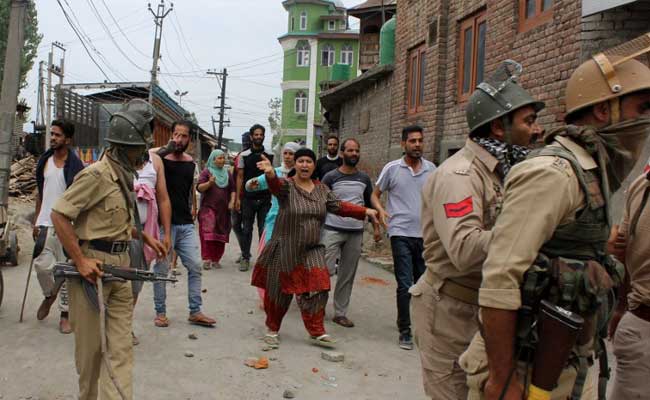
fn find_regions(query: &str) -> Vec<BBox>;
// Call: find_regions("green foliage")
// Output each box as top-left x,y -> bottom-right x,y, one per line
0,0 -> 43,91
268,97 -> 282,135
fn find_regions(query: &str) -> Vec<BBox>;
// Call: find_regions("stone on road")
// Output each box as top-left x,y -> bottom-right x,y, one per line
0,199 -> 426,399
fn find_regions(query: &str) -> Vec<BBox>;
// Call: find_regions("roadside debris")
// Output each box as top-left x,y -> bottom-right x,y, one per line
244,356 -> 268,369
321,351 -> 344,363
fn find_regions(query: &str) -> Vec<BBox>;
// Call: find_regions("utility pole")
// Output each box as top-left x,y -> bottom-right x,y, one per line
36,60 -> 45,127
0,0 -> 28,223
206,68 -> 230,149
45,41 -> 65,150
148,0 -> 173,103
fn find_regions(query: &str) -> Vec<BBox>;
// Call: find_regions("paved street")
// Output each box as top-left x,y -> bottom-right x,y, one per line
0,200 -> 425,400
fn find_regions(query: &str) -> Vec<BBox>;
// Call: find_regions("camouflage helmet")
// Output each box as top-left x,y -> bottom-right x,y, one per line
466,60 -> 545,136
106,99 -> 154,147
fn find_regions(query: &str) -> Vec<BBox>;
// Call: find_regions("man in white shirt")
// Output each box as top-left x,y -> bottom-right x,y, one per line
33,120 -> 84,333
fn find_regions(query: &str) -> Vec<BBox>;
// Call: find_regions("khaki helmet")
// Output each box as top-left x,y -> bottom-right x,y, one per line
467,60 -> 545,136
565,33 -> 650,122
106,99 -> 154,147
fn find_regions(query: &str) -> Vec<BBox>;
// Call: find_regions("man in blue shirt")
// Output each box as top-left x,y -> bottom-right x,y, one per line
371,125 -> 436,350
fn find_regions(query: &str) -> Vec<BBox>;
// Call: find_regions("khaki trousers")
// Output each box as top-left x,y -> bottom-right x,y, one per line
459,331 -> 597,400
410,275 -> 479,399
610,311 -> 650,400
68,247 -> 133,400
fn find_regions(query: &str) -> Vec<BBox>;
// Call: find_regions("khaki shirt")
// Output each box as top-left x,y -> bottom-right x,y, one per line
479,136 -> 596,310
421,139 -> 503,289
620,173 -> 650,309
52,158 -> 132,242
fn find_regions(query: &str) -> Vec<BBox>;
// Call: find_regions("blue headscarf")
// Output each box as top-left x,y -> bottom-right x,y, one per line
207,149 -> 229,188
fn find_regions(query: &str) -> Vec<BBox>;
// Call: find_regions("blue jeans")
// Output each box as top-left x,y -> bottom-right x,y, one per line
153,224 -> 203,315
390,236 -> 426,335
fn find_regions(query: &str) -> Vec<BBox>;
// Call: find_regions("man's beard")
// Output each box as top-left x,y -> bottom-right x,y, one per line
174,142 -> 188,154
343,156 -> 359,167
252,139 -> 264,147
407,151 -> 422,159
328,149 -> 338,157
50,141 -> 62,150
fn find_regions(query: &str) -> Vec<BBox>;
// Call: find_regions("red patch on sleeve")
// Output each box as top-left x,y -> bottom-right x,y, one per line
444,196 -> 473,218
644,164 -> 650,174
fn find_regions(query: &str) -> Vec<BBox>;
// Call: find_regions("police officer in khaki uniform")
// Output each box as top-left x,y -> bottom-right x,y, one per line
459,37 -> 650,400
412,61 -> 544,399
608,164 -> 650,399
51,100 -> 166,400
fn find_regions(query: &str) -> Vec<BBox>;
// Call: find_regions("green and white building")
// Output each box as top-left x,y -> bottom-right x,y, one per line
279,0 -> 359,151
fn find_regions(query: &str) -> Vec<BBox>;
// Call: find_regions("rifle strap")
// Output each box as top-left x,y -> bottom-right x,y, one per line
97,278 -> 128,400
570,356 -> 589,399
597,337 -> 610,400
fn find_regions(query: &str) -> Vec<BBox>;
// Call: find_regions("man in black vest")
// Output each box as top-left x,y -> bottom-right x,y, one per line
235,124 -> 274,271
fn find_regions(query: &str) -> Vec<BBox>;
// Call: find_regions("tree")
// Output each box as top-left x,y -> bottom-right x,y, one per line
268,97 -> 282,147
0,0 -> 42,91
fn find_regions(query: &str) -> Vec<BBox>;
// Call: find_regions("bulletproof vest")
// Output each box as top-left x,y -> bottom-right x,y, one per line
527,145 -> 610,262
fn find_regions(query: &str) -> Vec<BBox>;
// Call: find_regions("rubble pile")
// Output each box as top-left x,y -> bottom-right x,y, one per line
9,155 -> 37,200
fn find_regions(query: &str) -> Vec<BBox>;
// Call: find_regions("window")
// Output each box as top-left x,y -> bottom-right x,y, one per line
291,17 -> 295,31
300,11 -> 307,30
322,44 -> 335,66
519,0 -> 553,32
328,20 -> 336,31
296,42 -> 310,67
407,45 -> 427,114
458,11 -> 486,102
341,45 -> 354,65
295,91 -> 307,114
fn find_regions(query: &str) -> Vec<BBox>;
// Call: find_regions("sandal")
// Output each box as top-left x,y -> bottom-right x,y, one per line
263,332 -> 280,346
154,314 -> 169,328
202,261 -> 212,270
310,334 -> 337,349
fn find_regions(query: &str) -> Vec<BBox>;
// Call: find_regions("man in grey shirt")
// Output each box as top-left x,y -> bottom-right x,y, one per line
321,138 -> 379,328
371,125 -> 436,350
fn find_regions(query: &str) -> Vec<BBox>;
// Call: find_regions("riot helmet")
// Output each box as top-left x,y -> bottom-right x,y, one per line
466,60 -> 545,140
106,99 -> 154,148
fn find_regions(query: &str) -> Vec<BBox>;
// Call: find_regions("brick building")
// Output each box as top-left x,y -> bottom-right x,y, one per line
321,0 -> 650,181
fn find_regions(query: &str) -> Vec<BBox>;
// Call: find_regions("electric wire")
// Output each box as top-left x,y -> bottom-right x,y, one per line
85,0 -> 149,72
56,0 -> 111,81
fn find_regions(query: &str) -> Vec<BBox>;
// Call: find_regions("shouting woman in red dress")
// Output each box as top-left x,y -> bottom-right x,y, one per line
252,148 -> 380,348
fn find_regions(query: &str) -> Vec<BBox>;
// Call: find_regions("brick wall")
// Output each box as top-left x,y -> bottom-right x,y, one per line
581,0 -> 650,61
337,74 -> 394,181
328,0 -> 650,168
391,0 -> 585,162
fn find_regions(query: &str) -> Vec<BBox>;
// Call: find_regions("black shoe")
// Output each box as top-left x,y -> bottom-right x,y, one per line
399,332 -> 413,350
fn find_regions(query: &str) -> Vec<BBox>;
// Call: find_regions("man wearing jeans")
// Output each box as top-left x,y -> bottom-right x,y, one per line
231,132 -> 251,264
152,120 -> 216,327
371,125 -> 435,349
235,124 -> 274,271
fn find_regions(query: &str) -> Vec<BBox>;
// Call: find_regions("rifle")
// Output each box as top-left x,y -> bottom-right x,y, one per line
527,300 -> 584,400
53,262 -> 176,312
54,262 -> 177,284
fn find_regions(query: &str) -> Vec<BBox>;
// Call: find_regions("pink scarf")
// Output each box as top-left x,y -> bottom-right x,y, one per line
134,183 -> 159,264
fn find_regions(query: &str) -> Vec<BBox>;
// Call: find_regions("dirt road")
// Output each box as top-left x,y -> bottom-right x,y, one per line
0,199 -> 426,399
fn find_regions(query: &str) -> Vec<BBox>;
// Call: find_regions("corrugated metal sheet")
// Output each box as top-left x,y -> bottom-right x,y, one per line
582,0 -> 638,16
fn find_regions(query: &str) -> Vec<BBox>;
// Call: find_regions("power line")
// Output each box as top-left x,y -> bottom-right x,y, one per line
85,0 -> 148,72
56,0 -> 111,81
60,0 -> 128,81
171,11 -> 203,71
168,12 -> 203,73
99,0 -> 149,58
